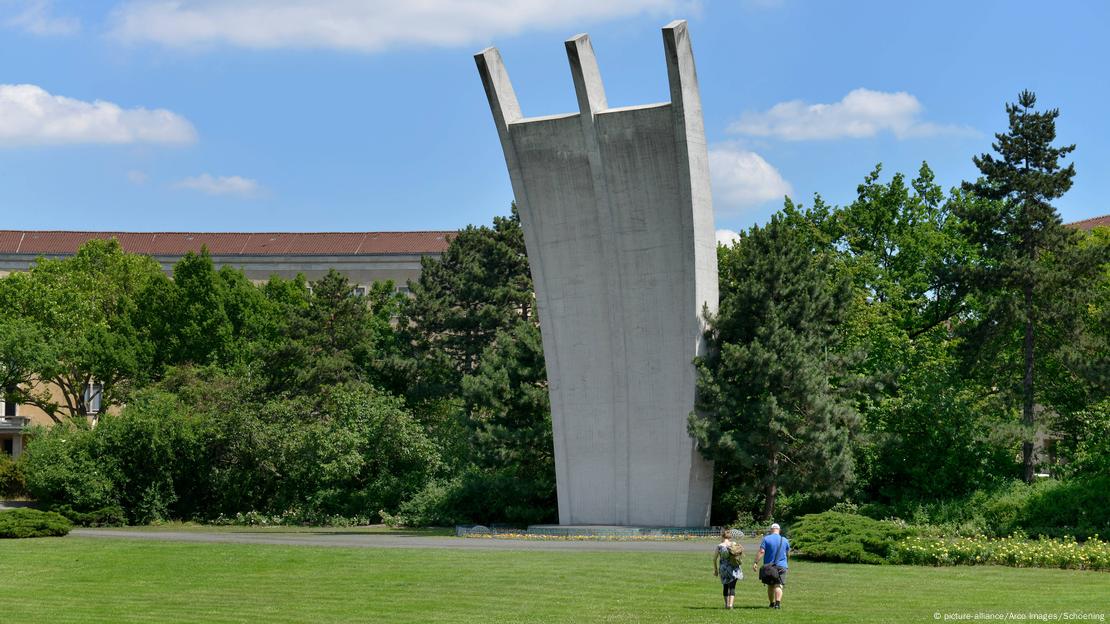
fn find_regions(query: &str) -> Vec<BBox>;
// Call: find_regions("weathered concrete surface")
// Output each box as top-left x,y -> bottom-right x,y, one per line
476,21 -> 718,527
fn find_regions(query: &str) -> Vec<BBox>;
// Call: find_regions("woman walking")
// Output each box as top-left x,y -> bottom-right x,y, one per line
713,527 -> 743,609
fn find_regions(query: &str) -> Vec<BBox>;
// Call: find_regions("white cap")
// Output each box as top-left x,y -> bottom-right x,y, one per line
770,523 -> 781,530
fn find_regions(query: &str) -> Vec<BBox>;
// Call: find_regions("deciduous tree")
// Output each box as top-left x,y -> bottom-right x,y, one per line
0,239 -> 162,421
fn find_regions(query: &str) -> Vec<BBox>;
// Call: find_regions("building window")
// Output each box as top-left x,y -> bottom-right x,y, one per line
353,286 -> 367,297
83,382 -> 103,414
2,385 -> 16,417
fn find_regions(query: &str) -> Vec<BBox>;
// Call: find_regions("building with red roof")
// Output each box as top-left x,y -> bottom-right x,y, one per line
0,229 -> 455,454
0,229 -> 454,293
1067,215 -> 1110,231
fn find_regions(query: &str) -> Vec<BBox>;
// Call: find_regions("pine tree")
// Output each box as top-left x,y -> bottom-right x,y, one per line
403,204 -> 535,397
957,91 -> 1099,482
690,204 -> 860,521
263,269 -> 377,394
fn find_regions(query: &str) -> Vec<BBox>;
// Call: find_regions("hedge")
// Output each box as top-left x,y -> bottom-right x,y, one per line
0,508 -> 73,538
790,511 -> 916,564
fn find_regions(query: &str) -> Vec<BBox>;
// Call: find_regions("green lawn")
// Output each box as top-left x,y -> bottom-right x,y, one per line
120,522 -> 455,537
1,537 -> 1106,623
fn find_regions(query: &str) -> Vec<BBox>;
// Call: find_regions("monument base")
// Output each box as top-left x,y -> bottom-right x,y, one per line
527,524 -> 718,538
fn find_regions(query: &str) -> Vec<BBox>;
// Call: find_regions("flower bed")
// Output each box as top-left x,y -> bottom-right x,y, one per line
891,534 -> 1110,571
462,532 -> 716,542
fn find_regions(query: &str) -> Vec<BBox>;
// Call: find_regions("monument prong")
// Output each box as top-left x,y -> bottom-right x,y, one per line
474,46 -> 531,241
474,47 -> 522,136
564,34 -> 608,117
662,19 -> 705,140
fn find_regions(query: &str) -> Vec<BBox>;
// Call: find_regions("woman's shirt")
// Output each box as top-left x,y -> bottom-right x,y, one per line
717,542 -> 743,581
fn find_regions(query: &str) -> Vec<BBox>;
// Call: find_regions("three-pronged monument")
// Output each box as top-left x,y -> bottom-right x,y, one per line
475,20 -> 718,527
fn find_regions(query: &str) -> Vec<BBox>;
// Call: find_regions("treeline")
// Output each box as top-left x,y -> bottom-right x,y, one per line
0,210 -> 554,526
692,92 -> 1109,529
0,91 -> 1107,531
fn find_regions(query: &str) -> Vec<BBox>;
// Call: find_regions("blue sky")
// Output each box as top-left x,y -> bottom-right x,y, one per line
1,0 -> 1107,238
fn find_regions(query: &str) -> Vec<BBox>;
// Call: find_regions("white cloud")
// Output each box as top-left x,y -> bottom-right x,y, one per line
174,173 -> 261,197
728,88 -> 975,140
716,229 -> 741,247
108,0 -> 689,52
708,145 -> 792,215
127,170 -> 148,185
0,84 -> 197,146
3,1 -> 80,36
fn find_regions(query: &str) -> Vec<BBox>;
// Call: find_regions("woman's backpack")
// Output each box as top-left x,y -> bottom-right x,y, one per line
726,541 -> 743,566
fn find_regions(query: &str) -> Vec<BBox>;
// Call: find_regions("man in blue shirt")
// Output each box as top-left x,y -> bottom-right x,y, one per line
755,522 -> 789,609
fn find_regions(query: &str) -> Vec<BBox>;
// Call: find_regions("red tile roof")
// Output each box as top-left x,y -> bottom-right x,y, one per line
1067,215 -> 1110,231
0,231 -> 454,257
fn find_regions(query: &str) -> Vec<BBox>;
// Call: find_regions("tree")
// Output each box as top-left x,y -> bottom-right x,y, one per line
0,317 -> 56,411
690,205 -> 861,521
393,206 -> 555,524
461,321 -> 550,471
137,250 -> 232,371
262,269 -> 369,393
260,269 -> 401,396
136,250 -> 280,375
403,205 -> 534,398
0,239 -> 162,421
460,320 -> 555,515
828,165 -> 1020,501
1046,226 -> 1110,475
957,91 -> 1102,481
835,163 -> 972,337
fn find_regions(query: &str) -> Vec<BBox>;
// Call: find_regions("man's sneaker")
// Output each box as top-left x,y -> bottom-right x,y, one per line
773,602 -> 782,609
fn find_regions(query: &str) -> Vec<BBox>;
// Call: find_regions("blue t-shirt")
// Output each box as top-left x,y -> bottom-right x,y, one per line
760,534 -> 789,568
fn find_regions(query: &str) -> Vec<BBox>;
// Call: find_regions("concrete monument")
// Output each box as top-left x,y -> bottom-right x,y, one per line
475,20 -> 718,526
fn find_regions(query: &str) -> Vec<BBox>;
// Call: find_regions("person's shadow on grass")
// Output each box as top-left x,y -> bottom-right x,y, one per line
684,605 -> 766,610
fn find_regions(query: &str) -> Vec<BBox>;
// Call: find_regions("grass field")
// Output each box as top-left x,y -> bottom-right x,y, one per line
1,537 -> 1107,623
121,522 -> 456,537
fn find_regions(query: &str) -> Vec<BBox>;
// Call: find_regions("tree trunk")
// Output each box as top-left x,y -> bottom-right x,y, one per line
1022,283 -> 1036,483
762,480 -> 777,523
762,452 -> 779,522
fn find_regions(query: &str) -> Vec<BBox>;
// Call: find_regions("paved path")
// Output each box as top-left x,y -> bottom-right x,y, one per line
72,529 -> 760,554
0,500 -> 36,510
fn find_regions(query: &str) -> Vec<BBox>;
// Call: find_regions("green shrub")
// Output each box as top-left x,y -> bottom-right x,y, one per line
285,386 -> 441,519
0,508 -> 72,538
791,511 -> 916,564
92,391 -> 201,524
0,452 -> 27,497
860,478 -> 1110,540
18,382 -> 443,526
384,478 -> 464,527
19,423 -> 118,513
46,503 -> 126,527
385,467 -> 555,528
1016,475 -> 1110,540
